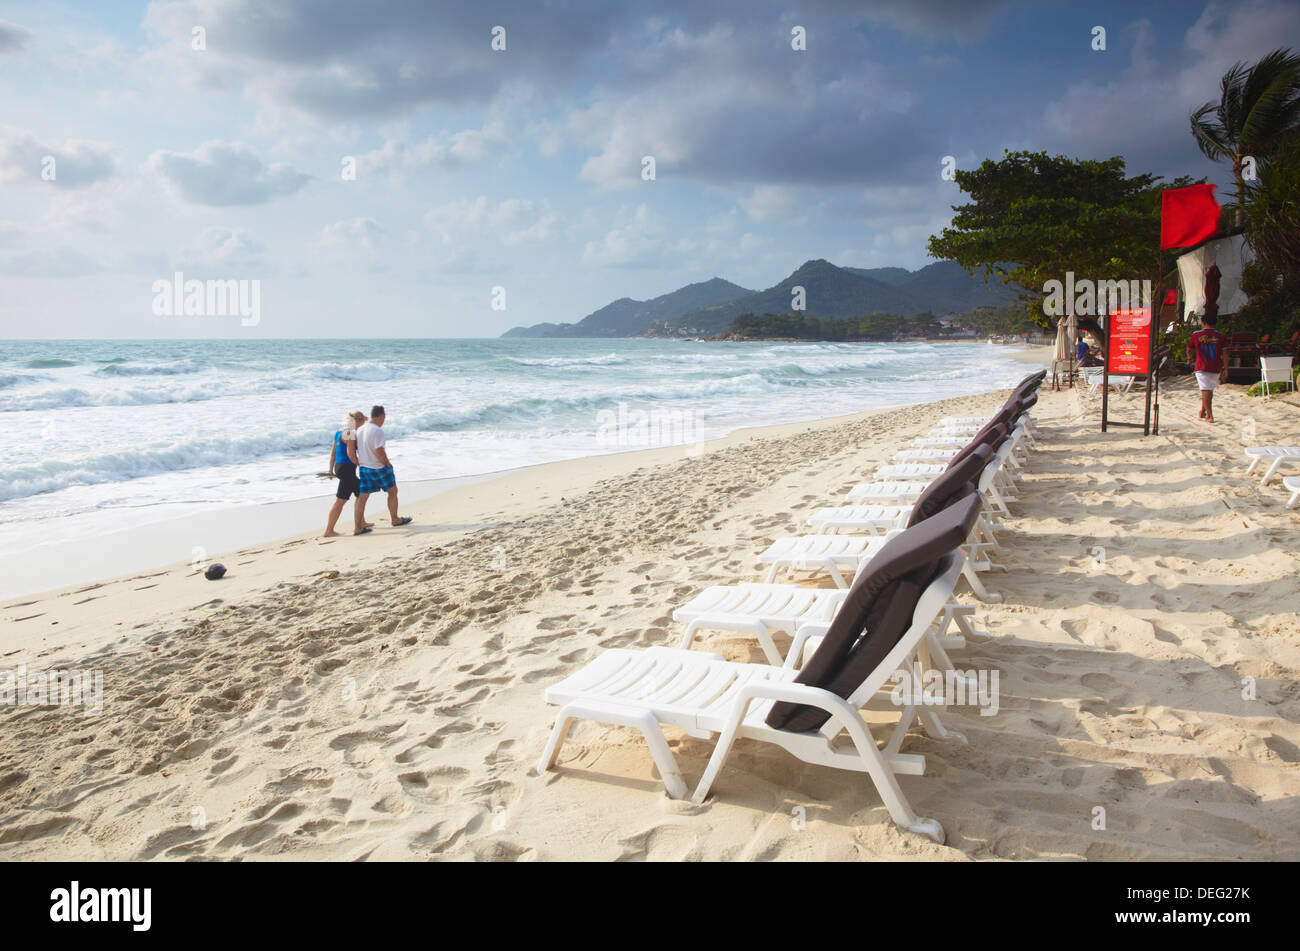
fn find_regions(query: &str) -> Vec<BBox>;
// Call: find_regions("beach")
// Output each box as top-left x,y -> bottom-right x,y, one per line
2,358 -> 1298,861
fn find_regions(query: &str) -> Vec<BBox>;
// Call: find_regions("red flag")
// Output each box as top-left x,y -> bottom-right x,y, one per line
1160,184 -> 1219,249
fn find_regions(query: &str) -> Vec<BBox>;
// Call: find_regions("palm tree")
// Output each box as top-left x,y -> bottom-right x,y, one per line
1190,48 -> 1300,226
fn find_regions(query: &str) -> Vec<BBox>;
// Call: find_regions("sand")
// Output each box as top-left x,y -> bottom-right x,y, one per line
2,363 -> 1298,861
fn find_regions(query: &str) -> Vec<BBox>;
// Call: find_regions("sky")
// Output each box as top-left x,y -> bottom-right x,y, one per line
0,0 -> 1296,339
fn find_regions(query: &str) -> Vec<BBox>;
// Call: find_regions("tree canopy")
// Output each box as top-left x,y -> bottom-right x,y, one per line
927,150 -> 1200,331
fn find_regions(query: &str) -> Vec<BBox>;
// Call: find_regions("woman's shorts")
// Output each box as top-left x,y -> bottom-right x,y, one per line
334,462 -> 360,499
1195,371 -> 1220,391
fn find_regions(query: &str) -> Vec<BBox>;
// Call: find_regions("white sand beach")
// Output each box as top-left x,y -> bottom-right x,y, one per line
2,363 -> 1298,861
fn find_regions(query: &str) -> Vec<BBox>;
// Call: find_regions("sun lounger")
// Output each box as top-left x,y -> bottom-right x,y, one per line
537,495 -> 982,842
1081,366 -> 1135,394
1244,446 -> 1300,486
1286,476 -> 1300,509
892,448 -> 959,463
873,462 -> 948,481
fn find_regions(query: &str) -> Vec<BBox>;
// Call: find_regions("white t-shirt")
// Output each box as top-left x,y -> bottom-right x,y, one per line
355,421 -> 387,468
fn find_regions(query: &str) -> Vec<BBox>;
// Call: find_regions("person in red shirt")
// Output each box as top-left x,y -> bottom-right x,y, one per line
1186,314 -> 1229,422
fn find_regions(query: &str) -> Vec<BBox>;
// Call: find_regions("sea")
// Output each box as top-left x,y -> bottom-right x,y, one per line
0,338 -> 1030,561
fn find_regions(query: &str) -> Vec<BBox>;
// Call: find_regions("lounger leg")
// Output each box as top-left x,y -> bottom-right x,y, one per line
953,607 -> 990,642
753,621 -> 783,668
540,703 -> 688,800
678,619 -> 705,651
961,558 -> 1002,603
1261,457 -> 1284,486
844,714 -> 945,844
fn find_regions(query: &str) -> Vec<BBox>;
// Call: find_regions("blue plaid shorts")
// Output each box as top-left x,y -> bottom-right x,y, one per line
358,465 -> 396,494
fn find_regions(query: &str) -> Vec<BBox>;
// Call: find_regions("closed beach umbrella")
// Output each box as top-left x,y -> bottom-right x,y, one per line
1053,317 -> 1069,362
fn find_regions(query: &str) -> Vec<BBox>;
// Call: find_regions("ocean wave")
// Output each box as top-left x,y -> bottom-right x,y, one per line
0,428 -> 337,503
24,358 -> 77,369
295,361 -> 403,381
650,353 -> 741,365
0,378 -> 301,411
507,353 -> 628,368
400,373 -> 778,433
0,373 -> 48,390
94,359 -> 203,377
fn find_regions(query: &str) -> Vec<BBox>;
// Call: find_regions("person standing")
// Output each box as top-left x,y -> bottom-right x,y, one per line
1186,314 -> 1229,423
354,404 -> 412,533
324,411 -> 369,537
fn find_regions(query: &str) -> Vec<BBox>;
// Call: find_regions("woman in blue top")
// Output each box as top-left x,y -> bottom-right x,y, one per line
324,411 -> 369,537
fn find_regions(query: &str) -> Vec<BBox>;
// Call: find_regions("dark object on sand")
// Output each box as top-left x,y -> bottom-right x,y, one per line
204,563 -> 227,580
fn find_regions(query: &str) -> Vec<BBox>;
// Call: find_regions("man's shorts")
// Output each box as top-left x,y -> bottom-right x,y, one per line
1195,371 -> 1220,391
358,465 -> 396,494
334,462 -> 359,500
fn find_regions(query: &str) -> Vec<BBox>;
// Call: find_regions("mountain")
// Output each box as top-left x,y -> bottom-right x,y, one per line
671,259 -> 1022,335
668,260 -> 926,335
894,260 -> 1020,313
843,265 -> 912,286
500,260 -> 1022,338
501,277 -> 753,338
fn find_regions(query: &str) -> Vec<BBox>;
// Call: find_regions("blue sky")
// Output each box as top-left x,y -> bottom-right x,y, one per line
0,0 -> 1295,338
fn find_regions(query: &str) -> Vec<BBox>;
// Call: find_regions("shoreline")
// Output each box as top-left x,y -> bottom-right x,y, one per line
1,346 -> 1051,603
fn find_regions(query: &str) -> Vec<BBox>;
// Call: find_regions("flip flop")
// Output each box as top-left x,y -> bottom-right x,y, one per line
354,526 -> 373,535
394,516 -> 413,526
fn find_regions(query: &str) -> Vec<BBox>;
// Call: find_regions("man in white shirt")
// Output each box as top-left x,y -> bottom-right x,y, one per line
353,405 -> 412,534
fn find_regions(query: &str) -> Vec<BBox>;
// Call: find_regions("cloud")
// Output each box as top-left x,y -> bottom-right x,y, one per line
581,203 -> 684,268
354,120 -> 505,179
147,141 -> 310,205
423,196 -> 558,246
1039,0 -> 1300,181
564,21 -> 939,189
139,0 -> 639,120
0,18 -> 32,55
319,217 -> 385,250
738,185 -> 803,223
0,244 -> 99,278
176,226 -> 266,270
0,125 -> 118,188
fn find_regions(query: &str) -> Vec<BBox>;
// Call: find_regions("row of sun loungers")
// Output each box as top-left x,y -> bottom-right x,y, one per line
536,371 -> 1047,843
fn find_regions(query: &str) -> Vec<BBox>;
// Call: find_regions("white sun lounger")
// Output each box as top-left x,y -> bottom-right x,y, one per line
757,533 -> 893,588
1081,366 -> 1135,394
1244,446 -> 1300,486
892,448 -> 959,463
874,463 -> 948,481
672,581 -> 987,668
671,583 -> 847,665
846,480 -> 930,504
1286,476 -> 1300,509
537,553 -> 967,842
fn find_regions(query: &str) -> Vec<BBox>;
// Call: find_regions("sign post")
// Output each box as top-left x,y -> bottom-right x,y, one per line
1100,307 -> 1153,434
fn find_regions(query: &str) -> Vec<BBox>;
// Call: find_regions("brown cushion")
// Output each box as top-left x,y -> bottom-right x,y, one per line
911,443 -> 990,526
947,423 -> 1005,471
765,493 -> 982,733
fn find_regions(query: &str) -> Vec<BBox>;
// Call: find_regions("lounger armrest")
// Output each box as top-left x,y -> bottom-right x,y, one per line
726,680 -> 865,738
786,624 -> 829,669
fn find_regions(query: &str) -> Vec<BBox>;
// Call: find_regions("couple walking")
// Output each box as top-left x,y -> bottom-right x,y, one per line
324,405 -> 413,537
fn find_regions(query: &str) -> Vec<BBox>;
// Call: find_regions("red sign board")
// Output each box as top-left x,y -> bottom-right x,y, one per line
1107,307 -> 1151,375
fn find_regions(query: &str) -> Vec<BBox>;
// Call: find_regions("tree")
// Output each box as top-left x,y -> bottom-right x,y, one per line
927,150 -> 1198,337
1190,48 -> 1300,227
1236,133 -> 1300,344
